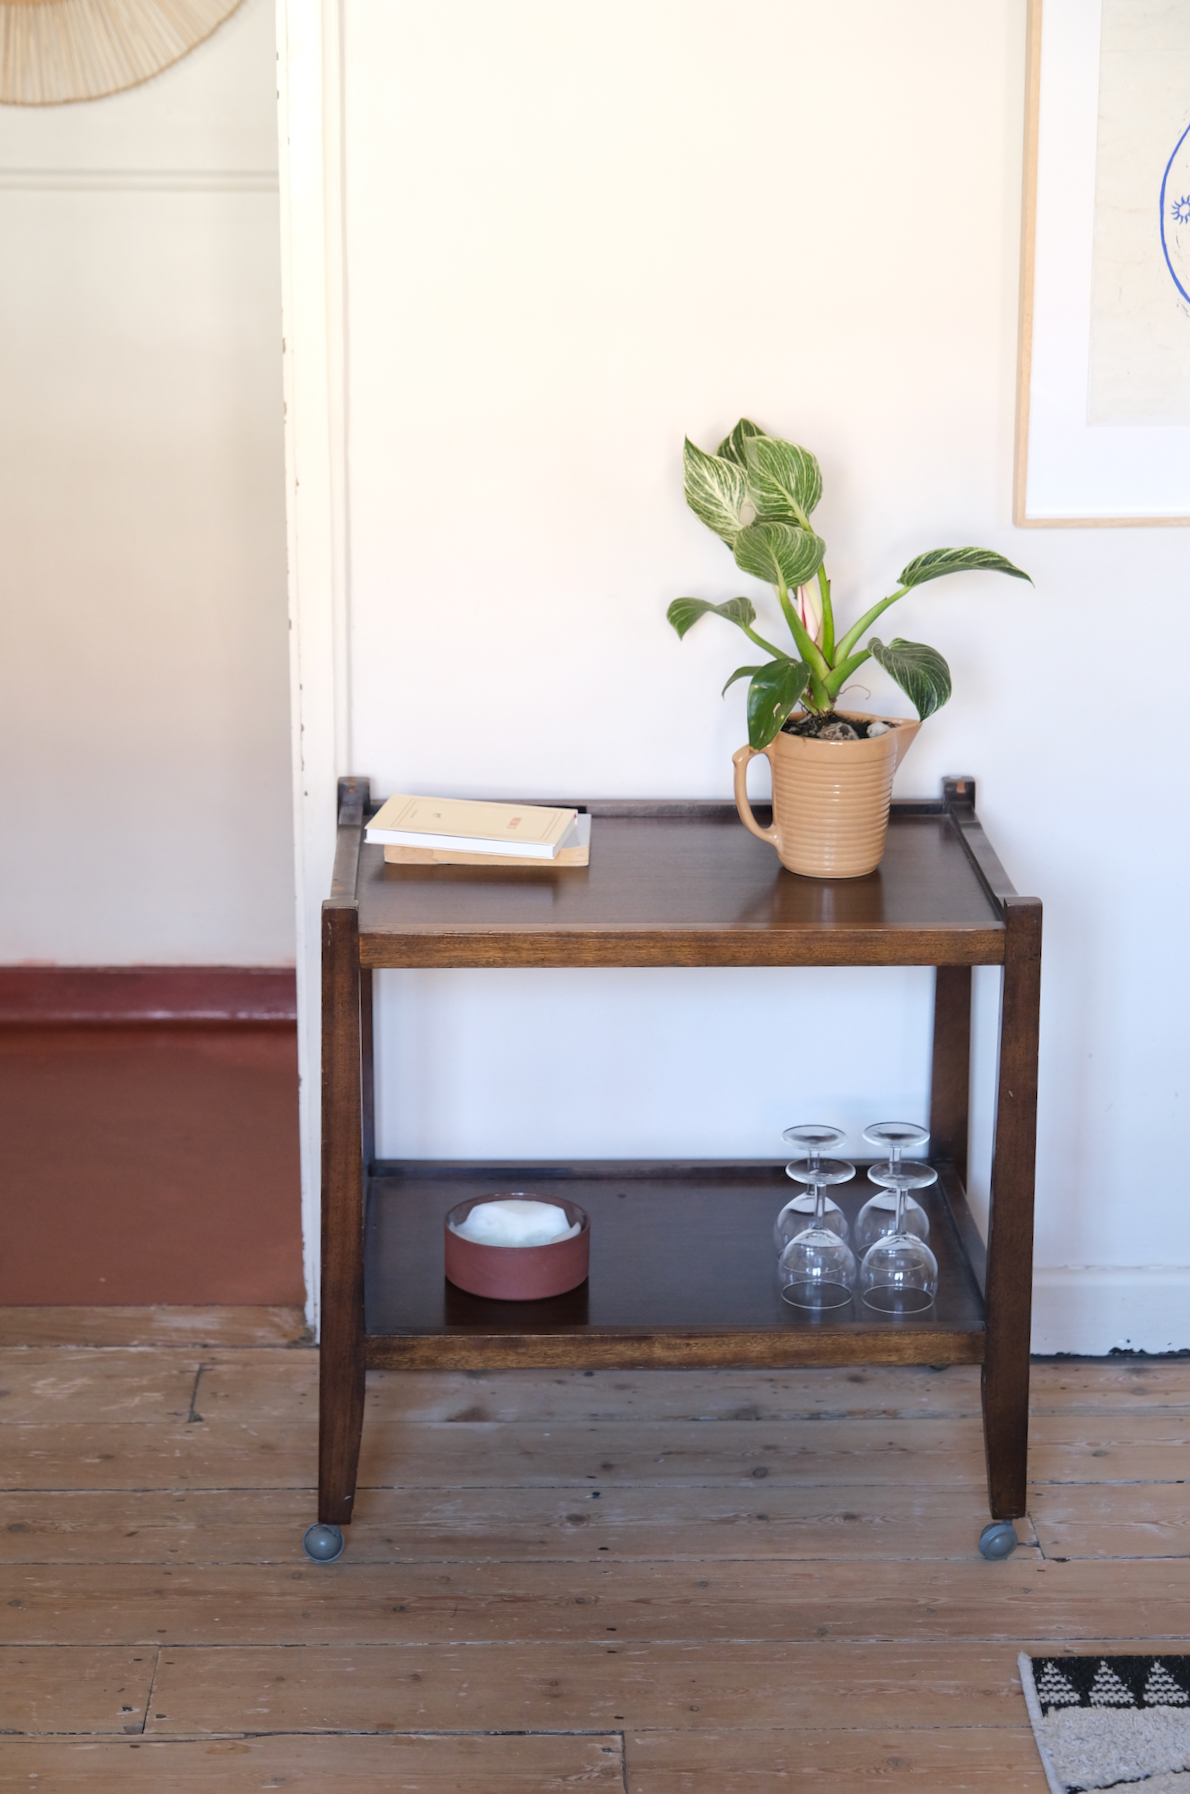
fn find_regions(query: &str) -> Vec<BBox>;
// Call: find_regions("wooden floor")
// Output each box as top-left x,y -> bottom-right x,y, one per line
2,1310 -> 1190,1791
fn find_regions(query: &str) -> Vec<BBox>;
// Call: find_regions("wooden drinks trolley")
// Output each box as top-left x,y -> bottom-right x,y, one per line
308,775 -> 1041,1563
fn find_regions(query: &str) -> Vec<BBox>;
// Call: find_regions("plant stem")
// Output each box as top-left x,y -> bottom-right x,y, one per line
775,572 -> 800,642
807,671 -> 830,713
817,564 -> 835,662
737,620 -> 788,660
834,586 -> 909,663
823,647 -> 872,702
776,577 -> 831,688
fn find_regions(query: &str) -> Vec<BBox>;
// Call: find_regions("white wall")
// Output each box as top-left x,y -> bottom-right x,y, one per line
0,0 -> 293,966
284,0 -> 1190,1350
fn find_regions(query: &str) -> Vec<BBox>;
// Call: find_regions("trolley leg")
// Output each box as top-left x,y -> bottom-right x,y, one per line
981,898 -> 1042,1521
929,965 -> 971,1187
318,900 -> 367,1531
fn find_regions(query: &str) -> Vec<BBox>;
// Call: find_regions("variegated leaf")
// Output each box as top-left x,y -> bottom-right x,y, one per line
746,659 -> 811,749
713,595 -> 758,628
868,637 -> 952,719
722,662 -> 766,696
716,418 -> 766,466
898,546 -> 1032,589
733,520 -> 825,592
683,438 -> 748,546
667,595 -> 757,640
744,434 -> 823,521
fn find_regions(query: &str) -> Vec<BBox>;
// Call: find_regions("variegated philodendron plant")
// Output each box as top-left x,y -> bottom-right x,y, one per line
668,419 -> 1031,750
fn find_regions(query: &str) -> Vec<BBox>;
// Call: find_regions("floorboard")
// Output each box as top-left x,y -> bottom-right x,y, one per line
0,1484 -> 1040,1564
7,1553 -> 1190,1648
139,1640 -> 1037,1733
1,1311 -> 1188,1793
0,1646 -> 157,1734
1028,1482 -> 1190,1558
623,1726 -> 1046,1792
5,1410 -> 1187,1494
0,1308 -> 308,1348
0,1732 -> 624,1791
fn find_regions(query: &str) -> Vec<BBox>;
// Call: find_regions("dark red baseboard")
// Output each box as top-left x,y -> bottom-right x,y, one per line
0,965 -> 297,1025
0,967 -> 304,1307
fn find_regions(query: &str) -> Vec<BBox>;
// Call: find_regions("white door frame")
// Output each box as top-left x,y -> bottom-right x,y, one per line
276,0 -> 349,1330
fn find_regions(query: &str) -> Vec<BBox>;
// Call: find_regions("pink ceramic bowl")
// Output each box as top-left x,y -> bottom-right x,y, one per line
444,1194 -> 590,1301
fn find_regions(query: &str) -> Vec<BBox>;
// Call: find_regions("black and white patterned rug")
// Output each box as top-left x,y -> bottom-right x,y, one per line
1020,1654 -> 1190,1793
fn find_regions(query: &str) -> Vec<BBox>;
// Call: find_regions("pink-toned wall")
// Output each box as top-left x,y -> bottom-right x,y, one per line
0,970 -> 303,1306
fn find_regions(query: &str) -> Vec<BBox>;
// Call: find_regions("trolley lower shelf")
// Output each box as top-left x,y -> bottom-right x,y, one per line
362,1159 -> 987,1370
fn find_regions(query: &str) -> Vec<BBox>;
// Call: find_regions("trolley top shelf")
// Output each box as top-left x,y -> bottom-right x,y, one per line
330,777 -> 1023,971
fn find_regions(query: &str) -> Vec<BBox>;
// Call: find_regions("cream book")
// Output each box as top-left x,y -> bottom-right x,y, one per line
365,794 -> 578,861
385,814 -> 591,868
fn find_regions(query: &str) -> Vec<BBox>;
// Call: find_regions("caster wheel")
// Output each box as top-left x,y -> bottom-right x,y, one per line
978,1520 -> 1018,1560
303,1522 -> 345,1563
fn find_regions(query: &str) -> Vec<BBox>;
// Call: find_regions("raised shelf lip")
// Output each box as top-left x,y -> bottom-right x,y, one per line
359,794 -> 960,822
337,777 -> 1025,967
938,776 -> 1030,916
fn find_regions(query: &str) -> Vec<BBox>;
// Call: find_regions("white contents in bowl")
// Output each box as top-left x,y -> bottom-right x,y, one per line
450,1198 -> 580,1248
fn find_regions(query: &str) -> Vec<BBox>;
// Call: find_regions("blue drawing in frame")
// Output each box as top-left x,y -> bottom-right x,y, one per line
1160,119 -> 1190,305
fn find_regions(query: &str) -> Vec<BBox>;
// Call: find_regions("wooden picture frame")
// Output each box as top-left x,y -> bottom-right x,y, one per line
1014,0 -> 1190,528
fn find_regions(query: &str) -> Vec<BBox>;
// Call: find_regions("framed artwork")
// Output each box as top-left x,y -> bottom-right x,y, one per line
1015,0 -> 1190,526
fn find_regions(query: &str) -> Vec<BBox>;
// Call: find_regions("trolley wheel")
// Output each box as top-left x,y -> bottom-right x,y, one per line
978,1520 -> 1018,1560
302,1522 -> 345,1563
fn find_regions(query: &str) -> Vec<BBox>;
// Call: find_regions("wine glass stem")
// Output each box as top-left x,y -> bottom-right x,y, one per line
812,1180 -> 826,1227
894,1183 -> 907,1233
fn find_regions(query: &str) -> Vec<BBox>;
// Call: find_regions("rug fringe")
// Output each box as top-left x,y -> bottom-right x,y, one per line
1019,1651 -> 1069,1794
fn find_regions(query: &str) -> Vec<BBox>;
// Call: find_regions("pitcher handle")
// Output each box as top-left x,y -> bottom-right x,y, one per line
732,745 -> 779,847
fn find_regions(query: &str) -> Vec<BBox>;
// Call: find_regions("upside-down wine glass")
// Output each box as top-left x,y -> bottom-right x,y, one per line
774,1123 -> 851,1251
778,1157 -> 857,1310
853,1120 -> 932,1255
858,1159 -> 939,1313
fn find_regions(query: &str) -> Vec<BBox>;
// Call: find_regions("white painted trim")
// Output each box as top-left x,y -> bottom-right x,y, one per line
0,169 -> 279,191
276,0 -> 348,1333
1032,1267 -> 1190,1356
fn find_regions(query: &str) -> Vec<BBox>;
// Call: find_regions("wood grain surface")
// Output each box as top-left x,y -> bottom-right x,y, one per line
0,1307 -> 308,1348
357,810 -> 1007,969
0,1733 -> 624,1791
363,1165 -> 986,1360
1,1320 -> 1186,1794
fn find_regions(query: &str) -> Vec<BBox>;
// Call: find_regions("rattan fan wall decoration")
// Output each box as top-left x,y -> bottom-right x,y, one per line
0,0 -> 244,105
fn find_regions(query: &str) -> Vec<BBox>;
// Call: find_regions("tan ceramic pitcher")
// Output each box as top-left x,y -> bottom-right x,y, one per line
732,712 -> 921,878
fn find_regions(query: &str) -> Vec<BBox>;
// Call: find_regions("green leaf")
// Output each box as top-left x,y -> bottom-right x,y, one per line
716,418 -> 766,466
898,546 -> 1033,589
868,637 -> 952,719
710,595 -> 758,629
722,663 -> 766,696
733,520 -> 825,592
746,658 -> 811,749
683,439 -> 749,547
743,434 -> 823,522
667,595 -> 757,640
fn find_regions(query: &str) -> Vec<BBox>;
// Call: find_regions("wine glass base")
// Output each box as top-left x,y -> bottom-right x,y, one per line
861,1284 -> 936,1314
781,1280 -> 854,1309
